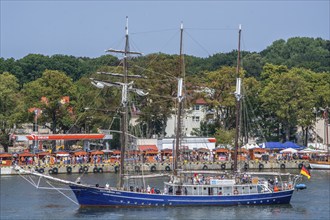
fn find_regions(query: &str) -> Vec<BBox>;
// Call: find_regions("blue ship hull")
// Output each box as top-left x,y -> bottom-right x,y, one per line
69,185 -> 294,207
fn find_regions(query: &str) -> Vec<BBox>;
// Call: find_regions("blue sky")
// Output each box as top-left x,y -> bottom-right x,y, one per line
1,0 -> 329,59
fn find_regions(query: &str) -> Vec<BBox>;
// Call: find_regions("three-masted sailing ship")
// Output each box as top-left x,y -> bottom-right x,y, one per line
15,18 -> 303,207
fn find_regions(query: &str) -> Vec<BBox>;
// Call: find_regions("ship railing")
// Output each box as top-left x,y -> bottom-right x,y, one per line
163,182 -> 279,196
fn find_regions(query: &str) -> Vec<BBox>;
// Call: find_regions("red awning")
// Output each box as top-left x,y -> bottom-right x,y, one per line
90,150 -> 104,155
138,145 -> 158,152
113,150 -> 121,155
0,153 -> 12,158
26,133 -> 106,141
214,148 -> 229,153
36,151 -> 50,156
18,152 -> 35,157
208,138 -> 216,143
72,151 -> 88,156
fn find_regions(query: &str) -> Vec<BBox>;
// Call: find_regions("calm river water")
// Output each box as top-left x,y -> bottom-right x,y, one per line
1,169 -> 329,220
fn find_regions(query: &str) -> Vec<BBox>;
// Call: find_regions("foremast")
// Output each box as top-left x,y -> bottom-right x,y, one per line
90,17 -> 144,188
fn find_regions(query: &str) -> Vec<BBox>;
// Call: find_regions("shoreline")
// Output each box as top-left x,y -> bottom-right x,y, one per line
0,159 -> 309,175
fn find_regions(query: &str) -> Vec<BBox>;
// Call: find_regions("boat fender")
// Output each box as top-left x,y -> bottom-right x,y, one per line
114,165 -> 119,173
135,165 -> 140,172
280,164 -> 286,169
52,167 -> 58,174
66,166 -> 72,174
38,168 -> 44,173
295,183 -> 307,190
165,166 -> 171,172
78,167 -> 83,173
93,167 -> 98,173
202,165 -> 208,170
98,168 -> 103,173
244,163 -> 249,170
150,165 -> 157,172
83,166 -> 89,173
221,164 -> 226,170
48,169 -> 53,174
259,163 -> 264,169
298,163 -> 303,169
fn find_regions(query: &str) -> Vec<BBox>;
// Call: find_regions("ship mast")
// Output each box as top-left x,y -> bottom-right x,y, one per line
91,17 -> 144,188
233,25 -> 242,172
174,22 -> 184,176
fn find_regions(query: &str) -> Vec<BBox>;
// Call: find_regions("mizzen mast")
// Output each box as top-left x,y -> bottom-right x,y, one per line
233,24 -> 242,173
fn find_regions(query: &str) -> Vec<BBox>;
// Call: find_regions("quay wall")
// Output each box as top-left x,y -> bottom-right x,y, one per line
1,160 -> 309,175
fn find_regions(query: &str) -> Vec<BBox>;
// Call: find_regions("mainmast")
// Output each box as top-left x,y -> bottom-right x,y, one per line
233,25 -> 242,172
174,22 -> 184,176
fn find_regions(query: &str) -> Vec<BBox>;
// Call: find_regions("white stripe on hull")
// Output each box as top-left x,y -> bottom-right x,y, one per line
309,163 -> 330,169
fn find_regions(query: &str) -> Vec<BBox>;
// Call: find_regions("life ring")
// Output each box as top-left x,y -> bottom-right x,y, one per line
165,166 -> 171,172
52,167 -> 58,174
48,169 -> 53,174
93,167 -> 98,173
259,163 -> 264,169
98,168 -> 103,173
202,165 -> 208,170
135,165 -> 140,172
83,166 -> 89,173
233,189 -> 239,195
78,167 -> 83,173
244,163 -> 249,170
150,165 -> 156,172
288,184 -> 292,189
114,165 -> 119,173
221,164 -> 226,170
298,163 -> 303,169
38,168 -> 44,173
280,164 -> 286,169
66,166 -> 72,174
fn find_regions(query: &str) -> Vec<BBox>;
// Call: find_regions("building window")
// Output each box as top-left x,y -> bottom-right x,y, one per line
193,105 -> 200,111
192,116 -> 200,122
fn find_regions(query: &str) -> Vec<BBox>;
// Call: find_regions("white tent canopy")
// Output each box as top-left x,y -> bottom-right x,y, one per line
242,144 -> 259,150
307,143 -> 328,151
280,148 -> 298,154
299,148 -> 327,153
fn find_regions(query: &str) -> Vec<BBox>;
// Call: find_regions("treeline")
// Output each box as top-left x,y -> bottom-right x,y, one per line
1,37 -> 329,85
0,37 -> 329,151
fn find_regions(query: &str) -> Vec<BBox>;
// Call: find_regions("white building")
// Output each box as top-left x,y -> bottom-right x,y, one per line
157,137 -> 216,151
165,98 -> 214,137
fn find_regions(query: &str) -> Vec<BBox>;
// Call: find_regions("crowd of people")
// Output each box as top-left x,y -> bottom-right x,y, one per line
2,148 -> 311,167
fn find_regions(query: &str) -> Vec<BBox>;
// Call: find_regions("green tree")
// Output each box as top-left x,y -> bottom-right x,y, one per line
132,53 -> 179,138
17,54 -> 50,84
203,66 -> 240,130
214,128 -> 235,147
260,66 -> 317,143
261,37 -> 330,72
22,70 -> 78,137
0,72 -> 23,152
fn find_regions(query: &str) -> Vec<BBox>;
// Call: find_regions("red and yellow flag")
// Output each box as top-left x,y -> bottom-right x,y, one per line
300,165 -> 311,179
